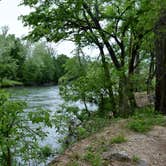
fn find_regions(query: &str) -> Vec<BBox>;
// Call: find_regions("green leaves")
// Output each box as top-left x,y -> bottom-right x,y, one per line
0,28 -> 26,83
21,0 -> 39,7
0,91 -> 52,165
28,109 -> 52,127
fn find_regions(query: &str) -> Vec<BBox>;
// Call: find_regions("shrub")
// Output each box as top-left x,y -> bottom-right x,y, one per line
40,145 -> 53,158
127,107 -> 166,133
83,151 -> 102,166
66,161 -> 79,166
132,155 -> 140,162
0,90 -> 52,165
110,135 -> 127,144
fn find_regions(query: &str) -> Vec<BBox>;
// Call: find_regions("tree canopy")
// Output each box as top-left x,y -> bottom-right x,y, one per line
21,0 -> 166,115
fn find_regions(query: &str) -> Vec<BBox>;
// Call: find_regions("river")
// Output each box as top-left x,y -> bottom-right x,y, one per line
6,85 -> 97,165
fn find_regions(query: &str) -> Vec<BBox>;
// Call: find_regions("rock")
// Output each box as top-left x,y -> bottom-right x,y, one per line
111,151 -> 130,161
137,159 -> 148,166
102,151 -> 113,160
102,151 -> 130,161
48,157 -> 59,165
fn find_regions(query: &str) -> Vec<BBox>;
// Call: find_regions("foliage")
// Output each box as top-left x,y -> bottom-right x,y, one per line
39,145 -> 53,159
54,54 -> 69,82
0,27 -> 69,86
0,28 -> 26,82
127,107 -> 166,132
52,103 -> 111,151
22,42 -> 64,85
60,56 -> 116,116
66,161 -> 79,166
2,1 -> 165,163
0,79 -> 23,87
81,115 -> 111,136
110,135 -> 127,144
21,0 -> 166,117
0,90 -> 52,165
83,151 -> 102,166
132,155 -> 140,163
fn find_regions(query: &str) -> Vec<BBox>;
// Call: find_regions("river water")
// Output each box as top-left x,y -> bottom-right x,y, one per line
7,86 -> 63,150
6,85 -> 97,164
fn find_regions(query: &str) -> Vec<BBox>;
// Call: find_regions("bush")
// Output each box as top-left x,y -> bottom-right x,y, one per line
66,161 -> 79,166
82,115 -> 111,135
0,90 -> 52,165
40,145 -> 53,158
132,155 -> 140,162
110,135 -> 127,144
0,78 -> 23,87
83,151 -> 102,166
127,107 -> 166,133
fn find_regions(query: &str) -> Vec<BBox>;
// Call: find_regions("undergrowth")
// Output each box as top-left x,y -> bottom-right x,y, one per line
127,107 -> 166,133
110,135 -> 127,144
83,151 -> 102,166
0,79 -> 23,87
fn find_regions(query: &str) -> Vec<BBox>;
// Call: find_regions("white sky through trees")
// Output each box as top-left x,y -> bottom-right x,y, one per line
0,0 -> 30,37
0,0 -> 75,56
0,0 -> 98,57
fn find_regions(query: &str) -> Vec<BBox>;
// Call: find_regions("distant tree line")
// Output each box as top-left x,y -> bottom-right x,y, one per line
0,26 -> 69,86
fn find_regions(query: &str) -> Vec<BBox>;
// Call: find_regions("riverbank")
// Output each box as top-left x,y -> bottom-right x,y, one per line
0,79 -> 23,88
49,110 -> 166,166
0,78 -> 57,88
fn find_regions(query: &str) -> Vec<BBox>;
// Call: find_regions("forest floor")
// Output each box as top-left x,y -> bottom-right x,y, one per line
49,119 -> 166,166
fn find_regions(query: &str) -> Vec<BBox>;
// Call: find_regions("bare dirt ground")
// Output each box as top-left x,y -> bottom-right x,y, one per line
49,119 -> 166,166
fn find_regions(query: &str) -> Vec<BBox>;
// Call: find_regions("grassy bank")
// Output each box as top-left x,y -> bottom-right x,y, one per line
0,79 -> 23,87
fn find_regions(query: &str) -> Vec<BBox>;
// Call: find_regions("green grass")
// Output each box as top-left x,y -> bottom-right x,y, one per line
127,107 -> 166,133
66,161 -> 79,166
83,151 -> 102,166
77,115 -> 111,140
0,79 -> 23,87
110,135 -> 127,144
132,155 -> 140,162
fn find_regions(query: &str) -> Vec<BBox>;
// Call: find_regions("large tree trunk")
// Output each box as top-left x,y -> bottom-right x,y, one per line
100,46 -> 116,116
118,73 -> 137,117
7,147 -> 11,166
154,11 -> 166,114
118,75 -> 130,117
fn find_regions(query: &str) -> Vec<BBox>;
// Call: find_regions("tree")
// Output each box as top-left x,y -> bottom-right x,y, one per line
54,54 -> 69,82
154,11 -> 166,115
22,42 -> 58,85
0,27 -> 26,82
60,56 -> 117,116
8,36 -> 26,79
21,0 -> 165,116
0,90 -> 52,165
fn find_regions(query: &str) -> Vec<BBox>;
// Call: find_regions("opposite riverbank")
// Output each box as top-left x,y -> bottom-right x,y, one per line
0,79 -> 23,88
0,78 -> 57,88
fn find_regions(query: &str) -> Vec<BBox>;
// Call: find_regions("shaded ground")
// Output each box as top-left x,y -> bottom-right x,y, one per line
49,120 -> 166,166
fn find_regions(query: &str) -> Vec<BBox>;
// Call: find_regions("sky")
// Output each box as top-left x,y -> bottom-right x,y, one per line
0,0 -> 30,37
0,0 -> 98,57
0,0 -> 76,56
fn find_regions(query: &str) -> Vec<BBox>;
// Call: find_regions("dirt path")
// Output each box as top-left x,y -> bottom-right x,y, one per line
49,121 -> 166,166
